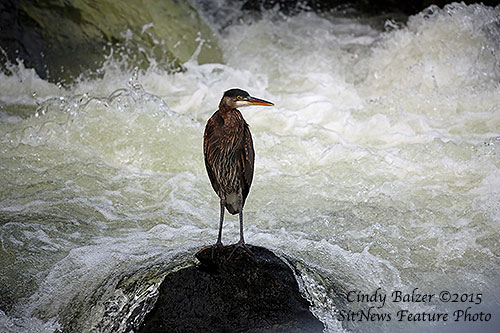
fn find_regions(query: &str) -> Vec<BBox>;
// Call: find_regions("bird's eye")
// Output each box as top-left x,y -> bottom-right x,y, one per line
237,96 -> 242,100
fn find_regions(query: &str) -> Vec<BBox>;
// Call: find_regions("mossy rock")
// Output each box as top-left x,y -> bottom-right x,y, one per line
1,0 -> 222,83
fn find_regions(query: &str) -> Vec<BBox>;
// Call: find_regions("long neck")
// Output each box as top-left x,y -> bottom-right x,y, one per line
218,96 -> 237,113
219,103 -> 233,114
218,106 -> 245,137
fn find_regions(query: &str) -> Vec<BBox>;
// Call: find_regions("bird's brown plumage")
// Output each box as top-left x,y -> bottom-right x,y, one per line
203,106 -> 254,214
203,88 -> 273,247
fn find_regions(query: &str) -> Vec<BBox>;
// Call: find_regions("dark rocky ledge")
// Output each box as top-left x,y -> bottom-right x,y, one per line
138,245 -> 324,332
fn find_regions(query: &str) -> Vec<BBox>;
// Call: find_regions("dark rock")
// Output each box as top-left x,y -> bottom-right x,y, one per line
138,245 -> 324,333
0,0 -> 222,84
240,0 -> 500,16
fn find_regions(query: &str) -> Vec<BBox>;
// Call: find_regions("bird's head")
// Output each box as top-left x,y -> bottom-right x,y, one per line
220,88 -> 274,110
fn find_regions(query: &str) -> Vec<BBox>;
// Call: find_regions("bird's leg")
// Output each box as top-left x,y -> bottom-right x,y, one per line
215,198 -> 225,248
228,194 -> 254,258
211,198 -> 225,259
238,208 -> 245,244
236,209 -> 253,256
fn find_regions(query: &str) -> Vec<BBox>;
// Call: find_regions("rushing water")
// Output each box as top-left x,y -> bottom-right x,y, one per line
1,2 -> 500,332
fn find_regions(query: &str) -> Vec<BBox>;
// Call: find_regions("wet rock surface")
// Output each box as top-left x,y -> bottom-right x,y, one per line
138,245 -> 324,332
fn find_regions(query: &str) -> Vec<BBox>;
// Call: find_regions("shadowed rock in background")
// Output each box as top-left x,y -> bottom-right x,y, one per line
138,245 -> 324,332
239,0 -> 500,16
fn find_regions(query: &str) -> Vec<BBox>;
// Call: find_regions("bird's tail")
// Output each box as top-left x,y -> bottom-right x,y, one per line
225,191 -> 241,215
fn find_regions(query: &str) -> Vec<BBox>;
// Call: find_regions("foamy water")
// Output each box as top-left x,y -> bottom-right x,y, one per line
1,2 -> 499,332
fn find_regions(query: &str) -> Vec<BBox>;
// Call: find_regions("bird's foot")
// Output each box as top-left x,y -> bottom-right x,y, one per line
211,240 -> 224,259
227,240 -> 254,260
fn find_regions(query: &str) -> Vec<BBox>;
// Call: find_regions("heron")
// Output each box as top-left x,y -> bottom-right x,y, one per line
203,88 -> 274,253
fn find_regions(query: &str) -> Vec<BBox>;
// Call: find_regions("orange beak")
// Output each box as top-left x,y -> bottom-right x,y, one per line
247,96 -> 274,107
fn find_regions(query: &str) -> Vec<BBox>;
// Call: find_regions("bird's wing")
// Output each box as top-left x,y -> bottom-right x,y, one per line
203,114 -> 221,196
240,122 -> 255,203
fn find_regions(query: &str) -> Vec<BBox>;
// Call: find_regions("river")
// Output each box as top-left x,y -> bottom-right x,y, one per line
1,1 -> 499,332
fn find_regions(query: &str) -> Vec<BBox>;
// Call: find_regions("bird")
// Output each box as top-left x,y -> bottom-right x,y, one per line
203,88 -> 274,253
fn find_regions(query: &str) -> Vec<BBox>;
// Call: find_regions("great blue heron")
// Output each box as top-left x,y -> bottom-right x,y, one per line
203,88 -> 274,253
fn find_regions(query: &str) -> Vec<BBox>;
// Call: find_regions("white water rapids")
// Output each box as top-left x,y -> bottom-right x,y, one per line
1,2 -> 499,332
